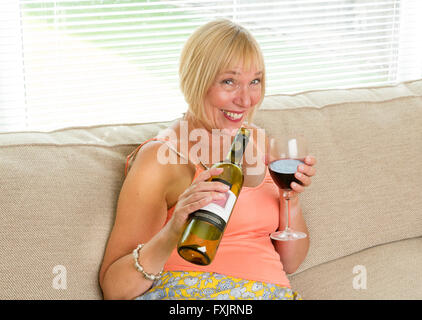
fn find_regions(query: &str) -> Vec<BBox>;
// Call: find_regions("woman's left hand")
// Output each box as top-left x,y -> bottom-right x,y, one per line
288,156 -> 317,197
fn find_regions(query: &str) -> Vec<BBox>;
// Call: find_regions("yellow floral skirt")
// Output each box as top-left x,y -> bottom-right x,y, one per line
135,271 -> 302,300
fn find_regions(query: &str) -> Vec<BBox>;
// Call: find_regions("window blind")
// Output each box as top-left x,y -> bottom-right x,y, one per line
1,0 -> 421,132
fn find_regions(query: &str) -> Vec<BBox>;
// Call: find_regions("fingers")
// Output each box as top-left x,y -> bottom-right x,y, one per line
175,167 -> 229,216
294,171 -> 311,187
290,181 -> 305,194
189,167 -> 229,193
170,194 -> 216,234
189,180 -> 230,194
176,192 -> 222,215
298,156 -> 317,178
173,188 -> 227,226
170,166 -> 230,234
180,190 -> 225,204
292,156 -> 317,192
304,155 -> 317,167
194,167 -> 224,183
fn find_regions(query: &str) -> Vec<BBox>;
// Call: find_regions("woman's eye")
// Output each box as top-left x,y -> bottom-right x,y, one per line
222,79 -> 234,85
251,78 -> 261,85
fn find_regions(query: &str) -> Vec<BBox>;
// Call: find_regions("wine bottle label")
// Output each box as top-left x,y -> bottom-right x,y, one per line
193,190 -> 237,232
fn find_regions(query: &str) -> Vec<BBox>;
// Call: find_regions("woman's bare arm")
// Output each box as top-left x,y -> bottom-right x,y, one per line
98,141 -> 229,299
99,142 -> 177,299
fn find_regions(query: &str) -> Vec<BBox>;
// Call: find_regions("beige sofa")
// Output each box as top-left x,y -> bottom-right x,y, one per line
1,80 -> 421,300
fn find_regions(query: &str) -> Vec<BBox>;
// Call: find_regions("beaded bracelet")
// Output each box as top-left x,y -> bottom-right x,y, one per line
132,244 -> 163,281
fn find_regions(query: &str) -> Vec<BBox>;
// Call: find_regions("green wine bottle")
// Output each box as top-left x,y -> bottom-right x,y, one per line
177,127 -> 251,265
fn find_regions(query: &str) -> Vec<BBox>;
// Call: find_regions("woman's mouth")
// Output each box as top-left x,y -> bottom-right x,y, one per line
221,109 -> 244,122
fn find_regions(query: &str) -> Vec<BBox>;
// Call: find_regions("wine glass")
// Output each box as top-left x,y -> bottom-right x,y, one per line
268,135 -> 308,241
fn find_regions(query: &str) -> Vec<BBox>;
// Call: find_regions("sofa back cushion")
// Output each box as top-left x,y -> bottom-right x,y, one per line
0,123 -> 169,299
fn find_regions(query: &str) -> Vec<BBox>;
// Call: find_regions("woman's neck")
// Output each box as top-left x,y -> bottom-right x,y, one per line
180,112 -> 233,167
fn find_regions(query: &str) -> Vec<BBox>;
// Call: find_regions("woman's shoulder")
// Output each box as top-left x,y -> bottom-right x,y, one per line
129,118 -> 184,171
128,139 -> 175,184
128,135 -> 197,208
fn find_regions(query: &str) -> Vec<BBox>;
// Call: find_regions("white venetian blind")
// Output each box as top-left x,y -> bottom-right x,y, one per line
1,0 -> 421,132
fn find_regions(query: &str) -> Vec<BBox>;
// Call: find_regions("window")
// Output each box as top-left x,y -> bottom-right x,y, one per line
1,0 -> 421,132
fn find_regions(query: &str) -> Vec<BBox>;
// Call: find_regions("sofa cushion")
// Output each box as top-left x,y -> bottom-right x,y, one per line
288,237 -> 422,300
0,122 -> 170,299
253,81 -> 422,274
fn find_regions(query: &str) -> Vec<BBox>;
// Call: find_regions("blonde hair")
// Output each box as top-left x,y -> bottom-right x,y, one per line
179,19 -> 265,125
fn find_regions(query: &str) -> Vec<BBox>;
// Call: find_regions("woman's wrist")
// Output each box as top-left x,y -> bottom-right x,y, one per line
133,223 -> 179,279
163,219 -> 184,248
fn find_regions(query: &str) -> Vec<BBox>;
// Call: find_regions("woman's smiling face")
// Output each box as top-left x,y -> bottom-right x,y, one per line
203,66 -> 263,130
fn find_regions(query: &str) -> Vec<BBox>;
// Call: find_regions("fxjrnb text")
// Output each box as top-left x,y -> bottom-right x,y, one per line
169,304 -> 253,317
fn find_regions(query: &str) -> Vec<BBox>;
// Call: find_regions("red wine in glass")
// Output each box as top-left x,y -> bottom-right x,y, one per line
269,159 -> 304,190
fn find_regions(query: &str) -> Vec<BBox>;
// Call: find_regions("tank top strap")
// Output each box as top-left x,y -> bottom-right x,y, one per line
125,137 -> 203,176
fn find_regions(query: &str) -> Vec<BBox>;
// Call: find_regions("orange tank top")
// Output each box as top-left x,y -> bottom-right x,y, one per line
126,138 -> 290,288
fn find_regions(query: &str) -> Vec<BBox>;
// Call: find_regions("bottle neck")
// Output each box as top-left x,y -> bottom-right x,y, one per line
224,127 -> 250,166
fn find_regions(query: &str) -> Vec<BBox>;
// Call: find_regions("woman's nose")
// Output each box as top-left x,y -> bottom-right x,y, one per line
235,86 -> 252,109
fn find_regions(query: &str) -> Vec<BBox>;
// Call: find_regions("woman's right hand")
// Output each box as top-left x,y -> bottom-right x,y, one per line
168,167 -> 230,236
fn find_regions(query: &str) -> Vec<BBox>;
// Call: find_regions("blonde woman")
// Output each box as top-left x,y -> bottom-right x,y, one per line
99,19 -> 316,300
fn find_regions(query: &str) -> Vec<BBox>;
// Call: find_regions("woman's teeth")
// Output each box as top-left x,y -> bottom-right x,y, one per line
222,110 -> 243,120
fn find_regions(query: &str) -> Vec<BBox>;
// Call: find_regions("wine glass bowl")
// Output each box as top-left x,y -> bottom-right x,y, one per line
268,135 -> 308,241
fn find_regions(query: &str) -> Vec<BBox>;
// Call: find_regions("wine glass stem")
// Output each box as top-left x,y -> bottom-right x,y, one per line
284,193 -> 291,231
